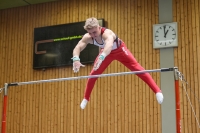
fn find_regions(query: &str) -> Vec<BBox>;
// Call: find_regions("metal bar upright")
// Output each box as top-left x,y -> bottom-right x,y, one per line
2,83 -> 8,133
174,67 -> 181,133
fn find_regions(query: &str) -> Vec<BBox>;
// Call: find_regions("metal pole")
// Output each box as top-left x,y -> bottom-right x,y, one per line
7,67 -> 175,86
174,67 -> 181,133
0,67 -> 176,133
2,83 -> 8,133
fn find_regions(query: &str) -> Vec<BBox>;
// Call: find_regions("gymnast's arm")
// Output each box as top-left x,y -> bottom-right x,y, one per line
72,34 -> 93,73
93,29 -> 115,70
101,29 -> 115,56
73,34 -> 92,57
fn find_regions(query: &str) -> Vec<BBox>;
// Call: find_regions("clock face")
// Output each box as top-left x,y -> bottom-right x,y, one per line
155,25 -> 176,46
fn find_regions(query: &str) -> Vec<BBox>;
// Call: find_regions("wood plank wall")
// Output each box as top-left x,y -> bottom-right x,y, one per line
0,0 -> 199,133
173,0 -> 200,133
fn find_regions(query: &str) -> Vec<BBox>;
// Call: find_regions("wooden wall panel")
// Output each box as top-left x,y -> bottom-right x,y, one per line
0,0 -> 199,133
173,0 -> 200,133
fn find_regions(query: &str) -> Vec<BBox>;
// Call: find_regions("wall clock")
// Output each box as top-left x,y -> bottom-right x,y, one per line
153,22 -> 178,49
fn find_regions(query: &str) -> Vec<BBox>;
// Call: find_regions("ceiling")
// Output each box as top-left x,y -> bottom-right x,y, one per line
0,0 -> 58,10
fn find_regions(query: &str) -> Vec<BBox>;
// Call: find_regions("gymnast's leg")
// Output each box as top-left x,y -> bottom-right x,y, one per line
116,46 -> 164,104
80,53 -> 113,109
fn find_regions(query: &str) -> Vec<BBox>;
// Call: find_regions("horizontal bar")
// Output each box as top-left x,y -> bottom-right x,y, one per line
8,67 -> 175,86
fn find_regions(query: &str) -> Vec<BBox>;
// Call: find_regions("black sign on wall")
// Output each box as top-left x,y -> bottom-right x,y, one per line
33,19 -> 105,69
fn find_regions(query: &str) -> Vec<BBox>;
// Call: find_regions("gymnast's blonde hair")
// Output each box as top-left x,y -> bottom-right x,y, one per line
84,17 -> 99,30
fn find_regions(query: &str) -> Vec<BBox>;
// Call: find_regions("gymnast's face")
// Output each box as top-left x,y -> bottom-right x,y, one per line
87,26 -> 101,39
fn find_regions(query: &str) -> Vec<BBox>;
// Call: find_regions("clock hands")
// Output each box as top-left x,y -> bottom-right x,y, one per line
163,25 -> 169,38
164,30 -> 169,38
